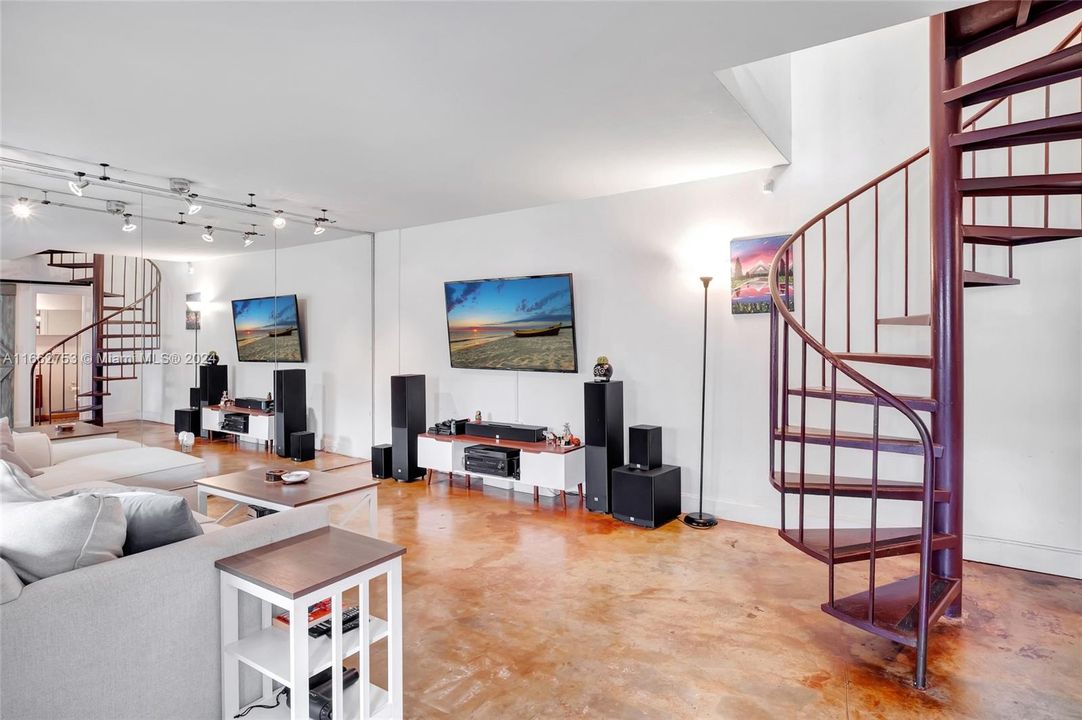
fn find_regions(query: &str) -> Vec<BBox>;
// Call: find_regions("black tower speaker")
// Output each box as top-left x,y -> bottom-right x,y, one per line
198,365 -> 228,439
628,425 -> 662,470
189,387 -> 201,408
584,381 -> 623,513
611,464 -> 681,529
199,364 -> 228,406
371,444 -> 392,479
274,369 -> 306,458
290,431 -> 315,462
390,374 -> 426,481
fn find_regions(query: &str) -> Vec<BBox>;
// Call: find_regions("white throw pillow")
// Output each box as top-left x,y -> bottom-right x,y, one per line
0,460 -> 51,503
1,447 -> 42,477
0,417 -> 13,452
0,492 -> 126,583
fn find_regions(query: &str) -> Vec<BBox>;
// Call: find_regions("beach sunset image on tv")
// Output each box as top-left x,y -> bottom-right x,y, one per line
231,295 -> 304,362
444,274 -> 577,372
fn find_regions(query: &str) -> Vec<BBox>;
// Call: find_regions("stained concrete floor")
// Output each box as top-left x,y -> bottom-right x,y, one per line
119,422 -> 1082,718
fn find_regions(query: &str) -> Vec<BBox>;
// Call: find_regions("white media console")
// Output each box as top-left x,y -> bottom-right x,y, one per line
416,432 -> 585,500
202,405 -> 275,449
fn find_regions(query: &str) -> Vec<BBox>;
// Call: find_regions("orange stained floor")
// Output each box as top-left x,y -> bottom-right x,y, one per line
116,421 -> 1082,719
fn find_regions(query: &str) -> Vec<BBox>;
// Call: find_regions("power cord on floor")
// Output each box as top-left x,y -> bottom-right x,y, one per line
233,687 -> 288,718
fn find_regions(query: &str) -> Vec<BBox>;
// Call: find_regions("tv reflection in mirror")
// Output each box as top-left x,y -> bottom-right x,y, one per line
231,295 -> 304,362
444,273 -> 577,372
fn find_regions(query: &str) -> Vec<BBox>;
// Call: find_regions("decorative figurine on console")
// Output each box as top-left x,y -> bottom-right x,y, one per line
474,410 -> 482,423
593,355 -> 613,382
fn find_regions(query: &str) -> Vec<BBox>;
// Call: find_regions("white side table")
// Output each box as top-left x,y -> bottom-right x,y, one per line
216,527 -> 406,719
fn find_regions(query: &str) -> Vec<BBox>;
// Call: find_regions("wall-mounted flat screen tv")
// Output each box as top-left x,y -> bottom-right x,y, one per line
231,294 -> 304,363
444,273 -> 578,373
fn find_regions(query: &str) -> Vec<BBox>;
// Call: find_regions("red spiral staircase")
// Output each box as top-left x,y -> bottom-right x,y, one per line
30,251 -> 161,426
768,1 -> 1082,689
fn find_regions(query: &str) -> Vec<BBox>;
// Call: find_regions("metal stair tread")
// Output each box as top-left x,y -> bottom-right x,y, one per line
774,426 -> 944,457
877,314 -> 931,326
779,527 -> 957,565
787,386 -> 937,412
964,270 -> 1020,287
835,352 -> 933,368
943,44 -> 1082,105
962,224 -> 1082,245
957,172 -> 1082,196
770,472 -> 948,502
822,574 -> 962,647
949,112 -> 1082,151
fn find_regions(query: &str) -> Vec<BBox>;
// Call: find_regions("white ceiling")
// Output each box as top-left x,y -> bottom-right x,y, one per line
1,1 -> 970,261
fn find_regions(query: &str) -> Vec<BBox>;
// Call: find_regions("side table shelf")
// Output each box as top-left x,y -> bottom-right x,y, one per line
216,527 -> 406,720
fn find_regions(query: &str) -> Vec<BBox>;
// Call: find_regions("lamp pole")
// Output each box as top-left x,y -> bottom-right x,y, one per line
684,275 -> 718,529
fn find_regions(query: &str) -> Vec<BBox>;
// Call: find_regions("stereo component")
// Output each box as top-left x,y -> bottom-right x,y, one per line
463,421 -> 546,443
463,444 -> 520,478
628,425 -> 662,470
235,396 -> 274,412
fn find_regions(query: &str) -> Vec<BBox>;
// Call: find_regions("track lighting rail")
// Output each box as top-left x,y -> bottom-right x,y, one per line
0,146 -> 372,236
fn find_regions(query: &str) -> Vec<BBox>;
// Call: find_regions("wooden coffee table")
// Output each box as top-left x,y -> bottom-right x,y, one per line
14,421 -> 118,442
196,468 -> 381,535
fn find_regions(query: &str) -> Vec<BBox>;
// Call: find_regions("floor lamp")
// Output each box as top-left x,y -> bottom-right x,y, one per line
683,275 -> 718,529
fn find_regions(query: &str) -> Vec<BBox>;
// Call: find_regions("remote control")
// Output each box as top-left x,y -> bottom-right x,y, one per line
308,607 -> 361,638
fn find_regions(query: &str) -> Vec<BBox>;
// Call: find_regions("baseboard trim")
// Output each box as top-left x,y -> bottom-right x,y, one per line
963,533 -> 1081,579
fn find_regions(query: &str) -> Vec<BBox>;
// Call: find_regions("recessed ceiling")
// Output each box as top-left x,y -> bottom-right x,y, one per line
1,1 -> 971,261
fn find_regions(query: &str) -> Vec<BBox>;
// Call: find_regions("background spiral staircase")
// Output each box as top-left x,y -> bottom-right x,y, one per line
768,0 -> 1082,689
30,251 -> 160,426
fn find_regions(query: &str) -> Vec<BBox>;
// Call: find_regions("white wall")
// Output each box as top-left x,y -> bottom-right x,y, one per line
148,234 -> 374,457
373,18 -> 1081,578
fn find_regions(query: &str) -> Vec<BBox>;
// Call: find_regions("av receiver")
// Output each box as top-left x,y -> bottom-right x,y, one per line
463,444 -> 520,478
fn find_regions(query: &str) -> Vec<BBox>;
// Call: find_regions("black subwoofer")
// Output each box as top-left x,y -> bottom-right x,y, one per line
390,374 -> 426,481
290,431 -> 315,462
371,444 -> 392,479
611,464 -> 681,529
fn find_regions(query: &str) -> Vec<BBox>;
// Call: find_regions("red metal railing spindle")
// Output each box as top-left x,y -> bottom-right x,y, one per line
874,185 -> 879,351
904,164 -> 910,316
868,398 -> 881,622
828,365 -> 838,608
780,322 -> 789,531
845,202 -> 851,352
821,217 -> 827,384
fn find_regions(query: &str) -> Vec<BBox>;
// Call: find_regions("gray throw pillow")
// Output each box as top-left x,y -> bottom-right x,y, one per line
0,493 -> 126,583
62,487 -> 203,555
0,460 -> 51,503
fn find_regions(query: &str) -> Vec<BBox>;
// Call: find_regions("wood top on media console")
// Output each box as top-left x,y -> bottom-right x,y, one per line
418,431 -> 583,455
196,468 -> 379,507
207,404 -> 274,417
215,526 -> 405,599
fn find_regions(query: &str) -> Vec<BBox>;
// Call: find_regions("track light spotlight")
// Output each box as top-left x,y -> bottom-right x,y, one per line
201,226 -> 214,243
312,209 -> 332,236
12,197 -> 31,218
122,213 -> 137,232
762,178 -> 775,195
184,196 -> 202,215
243,223 -> 257,248
68,172 -> 89,196
272,210 -> 286,229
